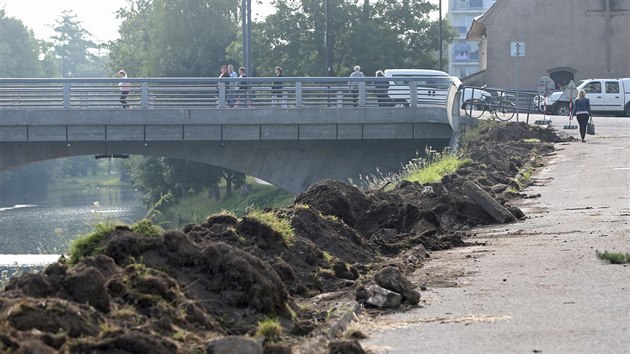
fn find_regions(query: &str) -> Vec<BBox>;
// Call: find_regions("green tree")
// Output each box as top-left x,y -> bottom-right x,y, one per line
110,0 -> 246,206
57,156 -> 100,177
109,0 -> 239,77
50,10 -> 104,77
253,0 -> 456,77
0,9 -> 44,77
124,156 -> 171,206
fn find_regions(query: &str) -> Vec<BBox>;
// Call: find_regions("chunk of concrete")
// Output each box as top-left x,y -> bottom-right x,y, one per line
462,181 -> 516,223
366,285 -> 402,308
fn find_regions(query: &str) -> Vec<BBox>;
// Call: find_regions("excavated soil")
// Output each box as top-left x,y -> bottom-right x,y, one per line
0,122 -> 568,353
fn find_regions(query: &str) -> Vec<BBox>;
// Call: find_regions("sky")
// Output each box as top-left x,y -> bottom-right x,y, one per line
0,0 -> 277,42
1,0 -> 440,43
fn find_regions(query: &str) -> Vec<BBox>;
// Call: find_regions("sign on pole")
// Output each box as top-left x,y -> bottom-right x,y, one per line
511,42 -> 525,57
511,42 -> 525,121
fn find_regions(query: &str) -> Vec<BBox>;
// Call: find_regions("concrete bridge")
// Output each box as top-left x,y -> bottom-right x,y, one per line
0,76 -> 464,193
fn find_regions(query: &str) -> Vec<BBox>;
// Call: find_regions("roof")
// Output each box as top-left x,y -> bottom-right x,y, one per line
466,0 -> 504,40
467,15 -> 486,40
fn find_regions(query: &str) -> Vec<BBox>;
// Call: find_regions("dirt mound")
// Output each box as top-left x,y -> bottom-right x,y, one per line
0,122 -> 563,352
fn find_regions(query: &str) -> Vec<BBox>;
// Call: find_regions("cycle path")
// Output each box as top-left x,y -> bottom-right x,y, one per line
359,116 -> 630,353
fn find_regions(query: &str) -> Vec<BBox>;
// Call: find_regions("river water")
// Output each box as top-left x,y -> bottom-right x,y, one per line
0,188 -> 146,266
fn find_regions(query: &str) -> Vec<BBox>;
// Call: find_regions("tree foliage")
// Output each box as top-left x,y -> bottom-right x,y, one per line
253,0 -> 457,77
50,10 -> 105,77
109,0 -> 239,77
0,9 -> 44,77
123,156 -> 237,208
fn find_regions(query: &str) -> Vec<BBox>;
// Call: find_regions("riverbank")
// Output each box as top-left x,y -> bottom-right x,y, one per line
359,115 -> 630,353
0,121 -> 566,353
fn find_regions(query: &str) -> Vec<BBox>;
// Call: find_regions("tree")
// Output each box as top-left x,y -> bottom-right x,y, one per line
110,0 -> 247,206
0,9 -> 44,77
50,10 -> 103,77
109,0 -> 239,77
253,0 -> 457,77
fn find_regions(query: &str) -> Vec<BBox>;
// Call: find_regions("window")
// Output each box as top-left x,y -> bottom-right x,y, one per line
605,81 -> 619,93
583,82 -> 602,94
469,0 -> 483,8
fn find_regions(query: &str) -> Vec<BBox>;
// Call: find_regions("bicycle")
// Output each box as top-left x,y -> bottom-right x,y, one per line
462,91 -> 516,121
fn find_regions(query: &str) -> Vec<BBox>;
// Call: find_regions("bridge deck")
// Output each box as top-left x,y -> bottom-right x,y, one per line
0,77 -> 461,193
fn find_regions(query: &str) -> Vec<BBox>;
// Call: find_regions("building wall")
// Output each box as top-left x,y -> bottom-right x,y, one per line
480,0 -> 630,90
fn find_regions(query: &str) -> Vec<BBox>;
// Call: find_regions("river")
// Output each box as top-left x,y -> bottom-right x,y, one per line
0,187 -> 146,267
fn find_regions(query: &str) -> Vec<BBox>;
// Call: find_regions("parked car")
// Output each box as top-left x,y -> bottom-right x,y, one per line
382,69 -> 487,107
540,78 -> 630,116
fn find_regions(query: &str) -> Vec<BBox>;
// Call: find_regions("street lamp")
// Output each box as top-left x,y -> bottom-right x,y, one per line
439,0 -> 443,72
325,0 -> 333,76
241,0 -> 252,74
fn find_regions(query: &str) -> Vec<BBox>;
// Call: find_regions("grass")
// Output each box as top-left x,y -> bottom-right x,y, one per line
68,221 -> 118,264
247,209 -> 295,246
403,154 -> 472,185
68,218 -> 163,264
351,147 -> 472,190
255,316 -> 283,342
596,250 -> 630,264
161,182 -> 294,227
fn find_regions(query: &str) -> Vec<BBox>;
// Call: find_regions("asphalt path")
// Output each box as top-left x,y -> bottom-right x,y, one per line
359,113 -> 630,353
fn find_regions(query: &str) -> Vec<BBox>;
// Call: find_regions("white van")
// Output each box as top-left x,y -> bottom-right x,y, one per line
383,69 -> 452,106
382,69 -> 485,107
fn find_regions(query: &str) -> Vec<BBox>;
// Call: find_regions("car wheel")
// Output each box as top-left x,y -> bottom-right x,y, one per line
554,102 -> 570,116
625,104 -> 630,117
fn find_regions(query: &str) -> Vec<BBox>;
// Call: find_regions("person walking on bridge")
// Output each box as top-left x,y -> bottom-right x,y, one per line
118,70 -> 130,108
374,70 -> 390,107
237,67 -> 251,107
572,89 -> 592,142
349,65 -> 364,107
272,66 -> 286,108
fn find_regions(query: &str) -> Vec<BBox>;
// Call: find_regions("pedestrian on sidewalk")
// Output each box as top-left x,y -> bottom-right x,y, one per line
572,89 -> 592,142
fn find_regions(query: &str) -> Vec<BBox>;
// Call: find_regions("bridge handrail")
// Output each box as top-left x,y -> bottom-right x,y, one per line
0,76 -> 452,110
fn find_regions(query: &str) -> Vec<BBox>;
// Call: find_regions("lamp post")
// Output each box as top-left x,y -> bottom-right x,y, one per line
241,0 -> 252,74
439,0 -> 443,72
325,0 -> 333,76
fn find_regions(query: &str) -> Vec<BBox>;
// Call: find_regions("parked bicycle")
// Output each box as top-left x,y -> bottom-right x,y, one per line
462,90 -> 516,121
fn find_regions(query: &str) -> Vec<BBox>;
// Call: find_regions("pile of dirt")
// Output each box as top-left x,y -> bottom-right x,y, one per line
0,122 -> 565,353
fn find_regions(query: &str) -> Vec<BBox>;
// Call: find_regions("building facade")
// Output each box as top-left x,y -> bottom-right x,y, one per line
466,0 -> 630,91
446,0 -> 497,79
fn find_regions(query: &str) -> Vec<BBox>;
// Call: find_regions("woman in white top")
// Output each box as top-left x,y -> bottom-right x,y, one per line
118,70 -> 131,108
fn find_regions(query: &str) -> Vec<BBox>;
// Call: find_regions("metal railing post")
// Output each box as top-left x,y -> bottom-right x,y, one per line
295,81 -> 303,108
410,81 -> 418,107
141,83 -> 149,109
63,82 -> 70,109
359,82 -> 366,107
218,82 -> 226,108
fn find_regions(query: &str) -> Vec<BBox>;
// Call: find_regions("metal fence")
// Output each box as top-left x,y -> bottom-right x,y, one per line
0,76 -> 453,110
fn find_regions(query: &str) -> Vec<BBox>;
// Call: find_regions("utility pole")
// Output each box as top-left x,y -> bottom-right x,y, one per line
325,0 -> 333,76
439,0 -> 443,72
241,0 -> 252,74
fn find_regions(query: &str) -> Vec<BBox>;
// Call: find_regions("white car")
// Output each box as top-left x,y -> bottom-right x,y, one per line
383,69 -> 453,106
383,69 -> 487,107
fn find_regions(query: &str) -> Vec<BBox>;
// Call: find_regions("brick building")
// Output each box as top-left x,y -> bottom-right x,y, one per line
465,0 -> 630,90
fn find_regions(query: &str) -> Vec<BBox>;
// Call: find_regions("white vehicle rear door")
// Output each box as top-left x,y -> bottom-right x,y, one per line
601,81 -> 624,111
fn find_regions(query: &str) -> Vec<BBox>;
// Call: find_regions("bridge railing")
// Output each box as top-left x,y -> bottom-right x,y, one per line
0,76 -> 450,109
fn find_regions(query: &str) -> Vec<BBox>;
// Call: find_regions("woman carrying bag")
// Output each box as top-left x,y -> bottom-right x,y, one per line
572,90 -> 592,142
